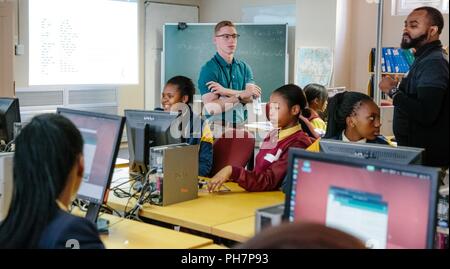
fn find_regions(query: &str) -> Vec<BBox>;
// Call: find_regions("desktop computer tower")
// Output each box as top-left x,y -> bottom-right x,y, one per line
255,203 -> 284,233
148,144 -> 199,206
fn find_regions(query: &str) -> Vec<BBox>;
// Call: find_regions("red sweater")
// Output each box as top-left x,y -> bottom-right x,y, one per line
230,128 -> 312,192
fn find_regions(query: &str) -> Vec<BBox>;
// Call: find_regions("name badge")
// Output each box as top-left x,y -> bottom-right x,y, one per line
264,149 -> 283,163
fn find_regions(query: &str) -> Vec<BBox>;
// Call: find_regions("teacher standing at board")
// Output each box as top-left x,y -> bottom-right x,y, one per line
198,21 -> 262,128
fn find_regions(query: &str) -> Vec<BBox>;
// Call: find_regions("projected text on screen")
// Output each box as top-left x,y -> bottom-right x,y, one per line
29,0 -> 138,85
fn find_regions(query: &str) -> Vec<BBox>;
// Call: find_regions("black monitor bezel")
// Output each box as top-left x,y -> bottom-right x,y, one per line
56,108 -> 125,207
0,98 -> 21,144
283,148 -> 439,249
319,139 -> 425,165
124,109 -> 181,176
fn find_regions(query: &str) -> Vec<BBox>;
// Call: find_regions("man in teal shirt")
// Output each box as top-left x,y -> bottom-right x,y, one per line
198,21 -> 262,127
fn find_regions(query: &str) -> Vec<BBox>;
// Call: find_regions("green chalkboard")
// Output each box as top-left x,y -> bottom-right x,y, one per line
163,23 -> 288,102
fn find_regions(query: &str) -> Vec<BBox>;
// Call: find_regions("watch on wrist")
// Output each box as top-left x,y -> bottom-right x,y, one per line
236,93 -> 243,103
388,87 -> 400,99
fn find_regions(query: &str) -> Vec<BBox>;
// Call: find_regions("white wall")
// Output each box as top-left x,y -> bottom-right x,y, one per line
350,0 -> 450,92
296,0 -> 337,48
334,0 -> 352,88
199,0 -> 296,22
296,0 -> 352,88
145,2 -> 199,110
0,1 -> 15,97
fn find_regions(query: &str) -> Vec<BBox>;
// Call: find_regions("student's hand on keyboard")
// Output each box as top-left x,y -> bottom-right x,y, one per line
208,166 -> 233,193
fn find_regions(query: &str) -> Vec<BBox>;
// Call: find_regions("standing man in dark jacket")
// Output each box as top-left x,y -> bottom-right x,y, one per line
379,6 -> 449,168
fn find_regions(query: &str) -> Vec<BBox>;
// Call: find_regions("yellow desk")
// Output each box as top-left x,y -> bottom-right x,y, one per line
195,244 -> 229,249
211,217 -> 255,243
107,168 -> 284,240
122,184 -> 282,235
115,158 -> 130,168
72,210 -> 213,249
101,214 -> 213,249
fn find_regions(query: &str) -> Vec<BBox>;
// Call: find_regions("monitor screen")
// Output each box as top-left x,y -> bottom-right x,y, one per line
0,152 -> 14,222
0,98 -> 21,145
319,139 -> 424,165
125,110 -> 181,176
284,149 -> 439,249
57,108 -> 124,205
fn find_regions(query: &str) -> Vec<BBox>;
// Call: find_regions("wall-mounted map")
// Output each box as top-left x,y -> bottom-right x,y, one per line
297,47 -> 333,88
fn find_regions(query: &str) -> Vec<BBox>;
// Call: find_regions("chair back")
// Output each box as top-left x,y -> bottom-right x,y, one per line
211,128 -> 255,176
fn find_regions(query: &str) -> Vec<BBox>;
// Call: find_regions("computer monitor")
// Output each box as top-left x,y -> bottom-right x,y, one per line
284,149 -> 439,249
0,98 -> 21,145
125,110 -> 181,176
319,139 -> 424,165
57,108 -> 125,223
0,152 -> 13,222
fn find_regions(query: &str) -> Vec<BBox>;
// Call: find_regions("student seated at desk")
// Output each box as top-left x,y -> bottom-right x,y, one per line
208,84 -> 313,192
157,76 -> 214,177
281,91 -> 392,194
323,91 -> 392,145
302,83 -> 328,136
236,222 -> 365,249
0,114 -> 104,249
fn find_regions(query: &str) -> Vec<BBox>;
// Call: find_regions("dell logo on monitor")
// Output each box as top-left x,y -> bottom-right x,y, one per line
143,116 -> 155,121
354,151 -> 376,159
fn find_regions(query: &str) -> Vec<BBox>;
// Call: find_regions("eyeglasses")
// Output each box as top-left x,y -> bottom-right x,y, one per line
216,34 -> 240,40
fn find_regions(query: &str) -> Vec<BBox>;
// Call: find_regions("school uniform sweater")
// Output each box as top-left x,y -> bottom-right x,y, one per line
308,111 -> 327,133
230,125 -> 312,192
